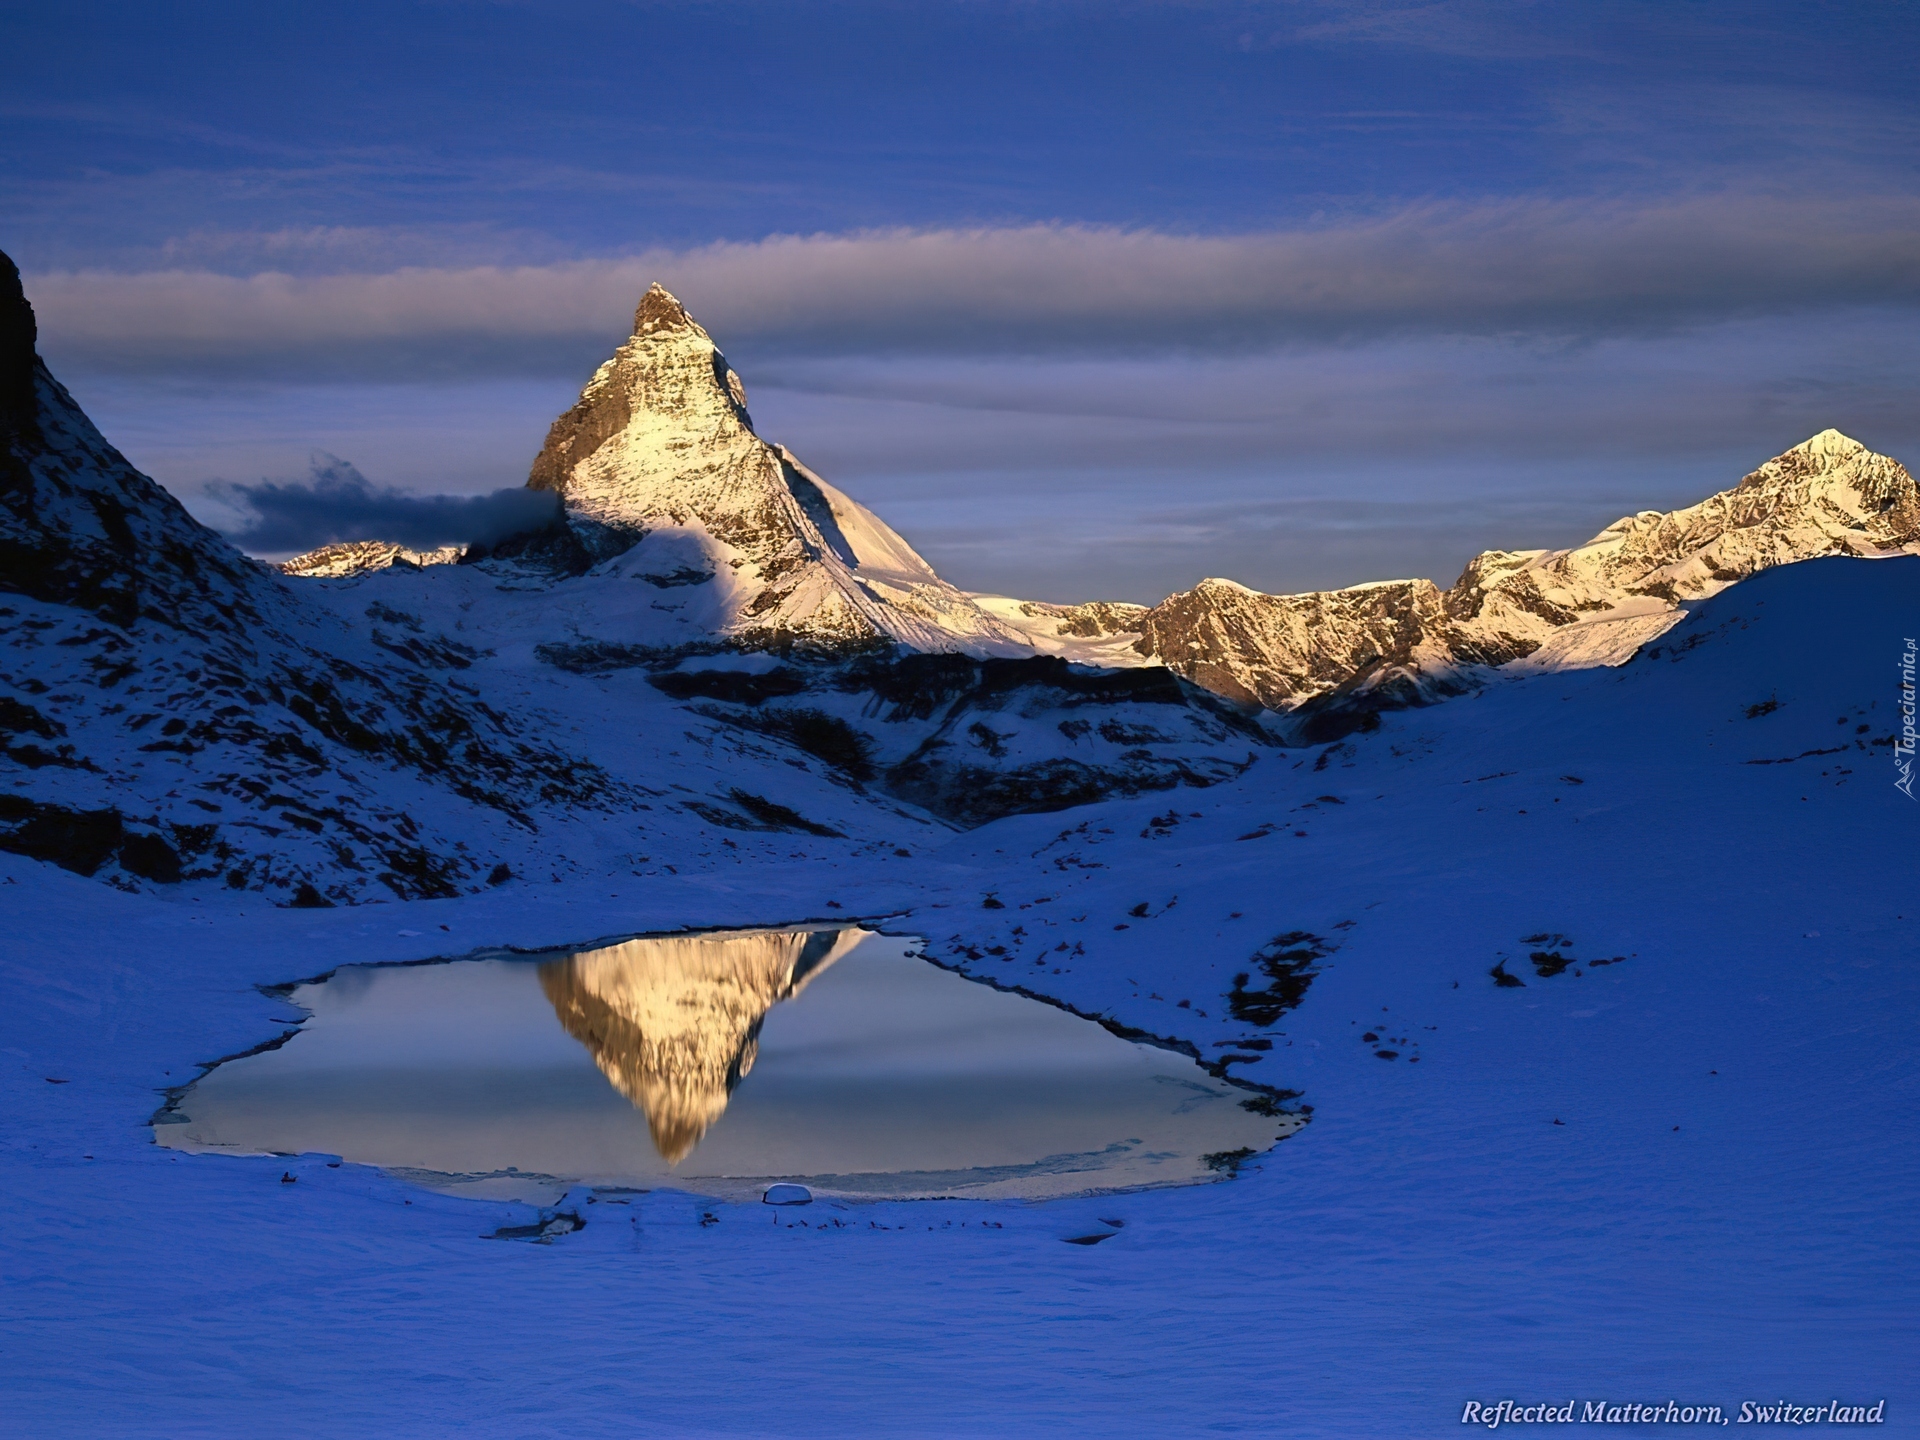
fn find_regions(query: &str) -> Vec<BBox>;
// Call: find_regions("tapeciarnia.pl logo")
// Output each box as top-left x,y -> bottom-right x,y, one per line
1897,637 -> 1916,800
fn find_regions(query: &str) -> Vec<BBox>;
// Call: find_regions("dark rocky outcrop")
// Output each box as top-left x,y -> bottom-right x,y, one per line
677,648 -> 1274,827
0,250 -> 38,438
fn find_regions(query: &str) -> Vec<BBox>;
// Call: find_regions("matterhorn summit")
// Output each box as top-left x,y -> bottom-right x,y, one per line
524,283 -> 1030,655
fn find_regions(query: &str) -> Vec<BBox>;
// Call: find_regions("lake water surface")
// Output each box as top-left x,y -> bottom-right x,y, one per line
158,927 -> 1287,1201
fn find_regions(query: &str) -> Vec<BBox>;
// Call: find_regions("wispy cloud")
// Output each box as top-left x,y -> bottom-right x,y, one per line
25,194 -> 1920,380
1278,0 -> 1610,59
212,452 -> 561,556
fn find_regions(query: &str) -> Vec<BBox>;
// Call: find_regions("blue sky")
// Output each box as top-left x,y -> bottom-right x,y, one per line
5,0 -> 1918,600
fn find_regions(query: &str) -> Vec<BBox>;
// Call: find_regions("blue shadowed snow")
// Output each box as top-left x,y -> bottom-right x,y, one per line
0,556 -> 1914,1436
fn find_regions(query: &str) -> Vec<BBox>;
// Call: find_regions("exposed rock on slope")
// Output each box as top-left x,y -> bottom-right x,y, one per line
526,284 -> 1032,655
1130,430 -> 1920,719
653,649 -> 1276,827
1135,577 -> 1466,714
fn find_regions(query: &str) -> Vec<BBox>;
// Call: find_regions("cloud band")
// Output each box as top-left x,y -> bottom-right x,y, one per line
24,194 -> 1920,379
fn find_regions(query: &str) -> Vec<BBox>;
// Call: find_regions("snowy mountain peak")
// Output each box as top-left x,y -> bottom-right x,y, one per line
1786,427 -> 1865,462
526,284 -> 755,537
521,284 -> 1030,654
1123,428 -> 1920,720
1729,429 -> 1910,521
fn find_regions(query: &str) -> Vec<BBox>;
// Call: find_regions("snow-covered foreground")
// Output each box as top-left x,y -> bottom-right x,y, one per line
3,556 -> 1915,1438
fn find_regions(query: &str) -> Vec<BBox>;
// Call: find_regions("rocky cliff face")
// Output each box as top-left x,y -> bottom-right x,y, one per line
1130,430 -> 1920,718
538,928 -> 865,1163
1135,577 -> 1462,713
526,284 -> 1030,655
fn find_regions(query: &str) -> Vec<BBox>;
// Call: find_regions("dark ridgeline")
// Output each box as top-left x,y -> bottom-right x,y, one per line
0,250 -> 39,439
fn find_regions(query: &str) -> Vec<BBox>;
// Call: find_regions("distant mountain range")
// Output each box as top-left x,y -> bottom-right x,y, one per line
7,254 -> 1917,901
290,285 -> 1920,729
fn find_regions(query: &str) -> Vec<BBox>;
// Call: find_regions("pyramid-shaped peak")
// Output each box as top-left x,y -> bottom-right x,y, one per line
634,282 -> 698,337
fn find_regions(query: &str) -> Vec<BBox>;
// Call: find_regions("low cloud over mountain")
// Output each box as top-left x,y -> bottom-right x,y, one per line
217,453 -> 561,556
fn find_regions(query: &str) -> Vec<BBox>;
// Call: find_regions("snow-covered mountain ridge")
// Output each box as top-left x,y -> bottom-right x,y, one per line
278,287 -> 1919,734
280,540 -> 463,577
521,288 -> 1917,712
0,254 -> 917,901
1124,427 -> 1920,722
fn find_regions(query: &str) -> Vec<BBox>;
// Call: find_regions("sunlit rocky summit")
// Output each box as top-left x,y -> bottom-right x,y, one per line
508,283 -> 1035,654
1128,426 -> 1920,724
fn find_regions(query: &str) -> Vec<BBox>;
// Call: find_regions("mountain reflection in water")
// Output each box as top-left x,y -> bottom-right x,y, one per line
538,928 -> 866,1163
156,926 -> 1287,1201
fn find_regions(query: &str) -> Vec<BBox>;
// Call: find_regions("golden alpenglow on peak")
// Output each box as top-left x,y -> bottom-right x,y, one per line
632,282 -> 696,336
519,284 -> 1034,655
1131,429 -> 1920,716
